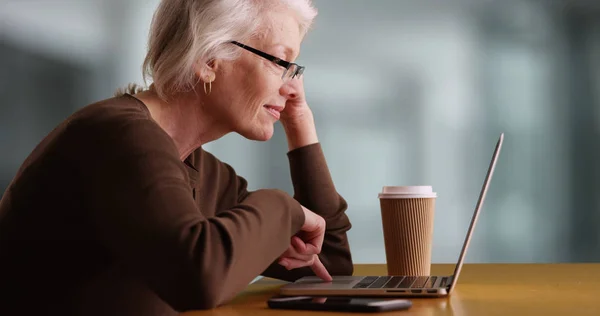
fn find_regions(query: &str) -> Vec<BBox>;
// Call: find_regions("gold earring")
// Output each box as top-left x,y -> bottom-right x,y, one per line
204,73 -> 215,95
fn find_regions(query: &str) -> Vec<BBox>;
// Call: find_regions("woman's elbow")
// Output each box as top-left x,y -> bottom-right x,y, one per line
192,288 -> 225,311
166,277 -> 227,312
167,290 -> 220,312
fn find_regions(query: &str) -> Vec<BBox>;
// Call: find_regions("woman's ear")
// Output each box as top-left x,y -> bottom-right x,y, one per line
194,59 -> 218,83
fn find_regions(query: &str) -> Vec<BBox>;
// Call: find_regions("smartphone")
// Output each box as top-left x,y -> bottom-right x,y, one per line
267,296 -> 412,313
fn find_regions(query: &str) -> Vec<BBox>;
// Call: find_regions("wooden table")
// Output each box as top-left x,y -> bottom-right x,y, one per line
184,264 -> 600,315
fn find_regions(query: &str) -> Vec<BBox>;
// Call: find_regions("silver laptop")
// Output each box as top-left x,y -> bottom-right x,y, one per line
280,133 -> 504,298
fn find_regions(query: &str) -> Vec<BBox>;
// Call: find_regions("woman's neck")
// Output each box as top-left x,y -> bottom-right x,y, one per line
133,88 -> 230,161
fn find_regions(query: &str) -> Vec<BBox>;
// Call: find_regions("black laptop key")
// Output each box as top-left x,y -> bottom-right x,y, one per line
352,276 -> 379,288
396,276 -> 417,288
410,276 -> 429,288
423,276 -> 437,288
383,276 -> 404,288
368,276 -> 392,288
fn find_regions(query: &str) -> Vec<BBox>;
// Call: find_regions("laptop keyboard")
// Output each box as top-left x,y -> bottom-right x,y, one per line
352,276 -> 379,288
368,276 -> 392,288
352,276 -> 447,289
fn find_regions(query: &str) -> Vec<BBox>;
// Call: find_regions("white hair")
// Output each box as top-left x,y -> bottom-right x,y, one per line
115,0 -> 317,100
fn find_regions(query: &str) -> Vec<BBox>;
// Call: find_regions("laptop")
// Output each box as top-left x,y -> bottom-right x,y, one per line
279,133 -> 504,298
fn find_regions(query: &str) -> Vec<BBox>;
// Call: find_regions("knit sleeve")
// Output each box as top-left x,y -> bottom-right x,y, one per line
261,143 -> 353,280
78,117 -> 305,311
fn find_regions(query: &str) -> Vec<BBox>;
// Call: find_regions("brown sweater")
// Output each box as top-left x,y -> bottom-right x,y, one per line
0,95 -> 353,315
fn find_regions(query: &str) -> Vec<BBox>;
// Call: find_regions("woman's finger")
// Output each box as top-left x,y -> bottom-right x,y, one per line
281,243 -> 313,261
293,235 -> 322,256
279,256 -> 315,270
280,252 -> 313,263
279,255 -> 333,282
280,249 -> 312,265
310,256 -> 332,282
292,236 -> 311,254
291,236 -> 306,252
298,207 -> 326,253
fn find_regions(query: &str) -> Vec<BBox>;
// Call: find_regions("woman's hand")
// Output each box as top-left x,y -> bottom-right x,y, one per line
280,77 -> 311,125
279,78 -> 319,151
278,205 -> 332,281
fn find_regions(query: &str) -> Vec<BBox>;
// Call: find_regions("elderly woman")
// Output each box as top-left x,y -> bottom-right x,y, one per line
0,0 -> 353,315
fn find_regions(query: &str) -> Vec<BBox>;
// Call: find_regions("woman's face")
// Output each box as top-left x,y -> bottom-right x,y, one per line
206,7 -> 303,141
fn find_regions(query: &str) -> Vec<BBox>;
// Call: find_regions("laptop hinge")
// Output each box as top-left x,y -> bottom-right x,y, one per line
446,276 -> 454,289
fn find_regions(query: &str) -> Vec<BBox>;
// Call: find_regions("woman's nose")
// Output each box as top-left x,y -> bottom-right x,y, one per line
279,81 -> 298,100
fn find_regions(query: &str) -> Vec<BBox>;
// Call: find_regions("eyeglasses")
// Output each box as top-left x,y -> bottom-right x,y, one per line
230,41 -> 304,80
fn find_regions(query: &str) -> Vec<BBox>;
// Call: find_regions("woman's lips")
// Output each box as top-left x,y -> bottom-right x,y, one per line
264,104 -> 283,120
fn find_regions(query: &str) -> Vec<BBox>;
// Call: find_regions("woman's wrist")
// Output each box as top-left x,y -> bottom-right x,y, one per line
281,109 -> 319,151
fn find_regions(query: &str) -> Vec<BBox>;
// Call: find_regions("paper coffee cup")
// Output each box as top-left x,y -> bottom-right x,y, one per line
379,186 -> 436,276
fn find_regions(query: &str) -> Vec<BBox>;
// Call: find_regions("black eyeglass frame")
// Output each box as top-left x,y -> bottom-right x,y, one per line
230,41 -> 305,79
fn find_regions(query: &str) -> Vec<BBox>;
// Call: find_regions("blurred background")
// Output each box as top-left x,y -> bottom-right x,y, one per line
1,0 -> 599,264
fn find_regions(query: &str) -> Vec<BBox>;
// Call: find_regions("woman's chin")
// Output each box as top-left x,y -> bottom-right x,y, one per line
256,128 -> 275,141
241,125 -> 274,142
